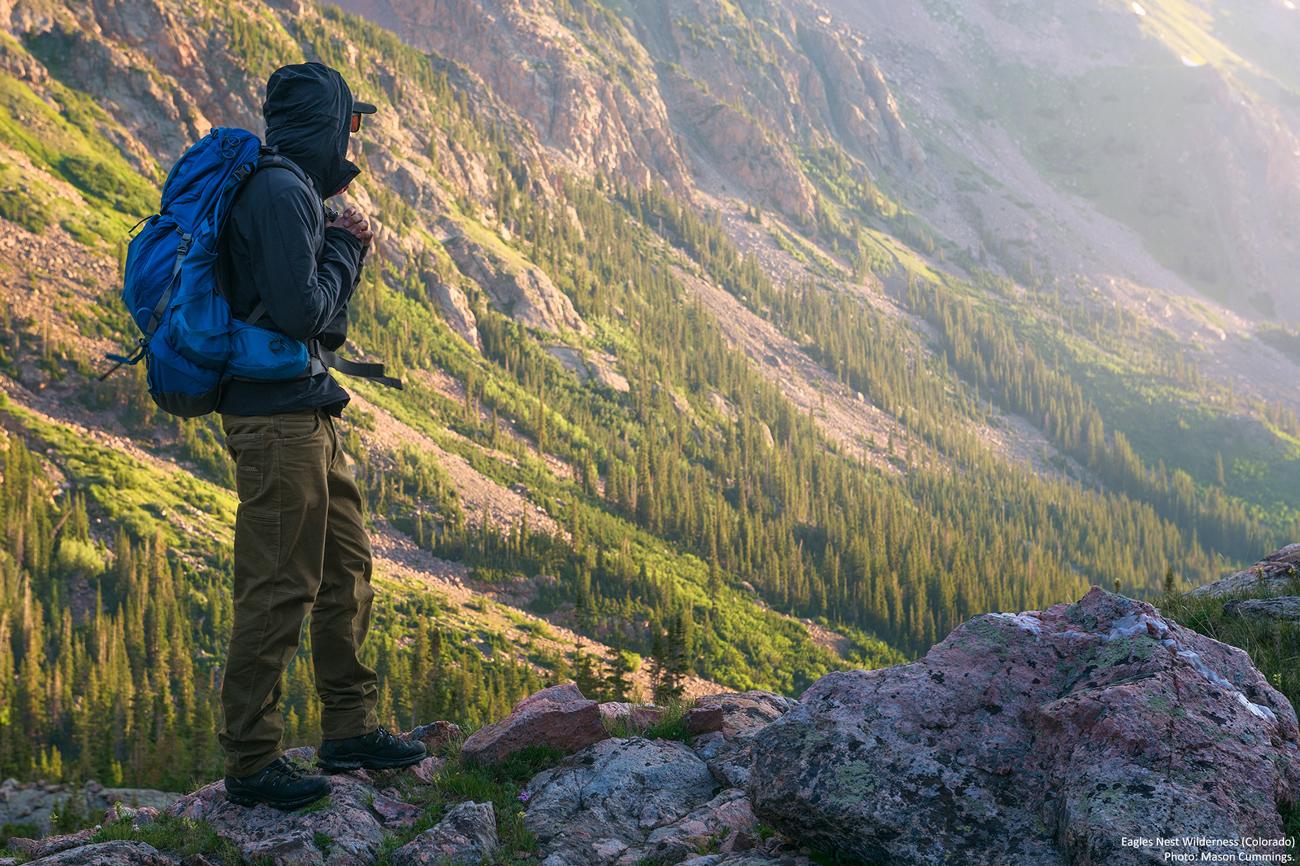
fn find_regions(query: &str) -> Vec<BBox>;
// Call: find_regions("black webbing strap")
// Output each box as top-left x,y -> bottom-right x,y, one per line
316,345 -> 403,390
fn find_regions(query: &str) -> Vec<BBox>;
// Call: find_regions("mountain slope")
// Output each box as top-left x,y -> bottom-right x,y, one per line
0,0 -> 1296,794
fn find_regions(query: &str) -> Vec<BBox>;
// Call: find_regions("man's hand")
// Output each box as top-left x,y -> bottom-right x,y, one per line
328,204 -> 373,247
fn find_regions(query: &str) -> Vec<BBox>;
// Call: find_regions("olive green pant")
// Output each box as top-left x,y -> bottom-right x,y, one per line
218,409 -> 378,778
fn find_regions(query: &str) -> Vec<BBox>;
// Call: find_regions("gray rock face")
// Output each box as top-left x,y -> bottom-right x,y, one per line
1192,544 -> 1300,597
543,346 -> 630,392
443,232 -> 586,335
749,588 -> 1300,866
22,841 -> 173,865
1225,596 -> 1300,623
389,802 -> 497,866
522,737 -> 720,865
427,274 -> 481,351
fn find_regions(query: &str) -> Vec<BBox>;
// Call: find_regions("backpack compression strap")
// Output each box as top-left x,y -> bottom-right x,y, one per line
314,345 -> 403,390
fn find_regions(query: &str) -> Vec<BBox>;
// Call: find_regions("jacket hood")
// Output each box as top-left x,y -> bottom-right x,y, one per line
263,62 -> 360,198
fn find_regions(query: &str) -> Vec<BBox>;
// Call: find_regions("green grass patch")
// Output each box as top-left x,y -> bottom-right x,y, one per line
374,746 -> 564,865
93,814 -> 253,866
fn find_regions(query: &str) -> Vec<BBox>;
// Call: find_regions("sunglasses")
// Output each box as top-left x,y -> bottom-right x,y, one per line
350,112 -> 363,133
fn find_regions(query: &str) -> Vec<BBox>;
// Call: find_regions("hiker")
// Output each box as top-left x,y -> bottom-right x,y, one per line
216,61 -> 425,810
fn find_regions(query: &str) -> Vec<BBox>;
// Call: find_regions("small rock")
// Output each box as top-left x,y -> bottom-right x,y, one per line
684,706 -> 724,736
102,803 -> 159,830
598,702 -> 666,734
461,683 -> 607,765
643,788 -> 758,861
371,789 -> 421,829
8,828 -> 98,859
390,801 -> 497,866
690,693 -> 796,739
410,755 -> 445,784
405,721 -> 463,754
687,692 -> 796,788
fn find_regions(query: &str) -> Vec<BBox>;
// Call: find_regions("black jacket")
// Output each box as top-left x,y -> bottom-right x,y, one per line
217,62 -> 365,417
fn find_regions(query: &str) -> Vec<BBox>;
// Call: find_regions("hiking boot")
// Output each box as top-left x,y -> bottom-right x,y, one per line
225,756 -> 331,810
317,726 -> 427,772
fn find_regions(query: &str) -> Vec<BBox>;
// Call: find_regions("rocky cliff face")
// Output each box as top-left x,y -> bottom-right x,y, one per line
7,588 -> 1294,866
329,0 -> 922,222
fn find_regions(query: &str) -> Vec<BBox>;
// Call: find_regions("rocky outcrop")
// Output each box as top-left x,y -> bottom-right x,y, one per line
598,701 -> 666,734
389,801 -> 497,866
750,588 -> 1300,866
8,607 -> 1293,866
544,345 -> 630,392
425,273 -> 481,350
688,692 -> 798,789
167,747 -> 417,865
1192,543 -> 1300,597
460,682 -> 608,765
442,231 -> 587,336
0,779 -> 179,837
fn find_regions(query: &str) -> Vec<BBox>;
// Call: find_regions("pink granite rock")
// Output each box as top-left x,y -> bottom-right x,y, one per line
389,801 -> 497,866
461,683 -> 607,765
751,588 -> 1300,866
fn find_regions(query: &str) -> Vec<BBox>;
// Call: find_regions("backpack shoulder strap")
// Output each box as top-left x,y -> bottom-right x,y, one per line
257,146 -> 312,189
229,148 -> 311,330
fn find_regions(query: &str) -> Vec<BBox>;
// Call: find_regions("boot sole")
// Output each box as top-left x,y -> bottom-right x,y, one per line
317,751 -> 426,773
225,789 -> 329,811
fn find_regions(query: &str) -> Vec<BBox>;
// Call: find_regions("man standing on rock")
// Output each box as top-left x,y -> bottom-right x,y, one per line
216,61 -> 425,810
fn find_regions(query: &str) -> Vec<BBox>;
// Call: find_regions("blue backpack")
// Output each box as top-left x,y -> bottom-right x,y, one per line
108,127 -> 397,416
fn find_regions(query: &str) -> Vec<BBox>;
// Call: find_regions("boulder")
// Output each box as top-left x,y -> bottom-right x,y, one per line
21,841 -> 173,865
1192,544 -> 1300,597
1225,596 -> 1300,623
522,737 -> 720,865
750,588 -> 1300,866
461,683 -> 607,765
389,801 -> 497,866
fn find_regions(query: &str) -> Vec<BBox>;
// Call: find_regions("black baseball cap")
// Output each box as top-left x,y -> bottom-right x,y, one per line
352,100 -> 377,115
